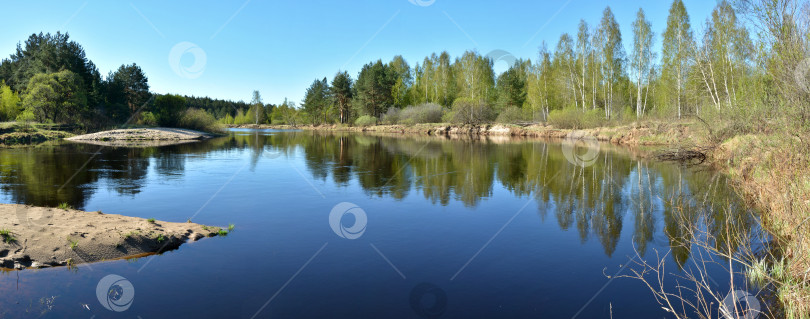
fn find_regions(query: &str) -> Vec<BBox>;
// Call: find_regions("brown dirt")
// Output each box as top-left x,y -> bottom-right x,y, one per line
229,122 -> 698,146
0,204 -> 224,270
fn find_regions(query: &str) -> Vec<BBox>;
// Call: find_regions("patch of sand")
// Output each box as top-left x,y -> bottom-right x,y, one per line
0,204 -> 223,269
66,128 -> 212,142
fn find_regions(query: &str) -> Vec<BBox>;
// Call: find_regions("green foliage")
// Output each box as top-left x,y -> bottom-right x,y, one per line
21,70 -> 87,124
138,111 -> 158,126
495,61 -> 528,111
355,60 -> 396,118
446,98 -> 494,125
108,63 -> 150,115
0,81 -> 21,121
178,108 -> 221,133
330,71 -> 353,124
57,202 -> 72,210
270,99 -> 300,125
303,78 -> 331,125
147,218 -> 155,223
354,115 -> 377,127
15,108 -> 35,126
0,32 -> 102,108
496,106 -> 531,124
153,94 -> 186,126
219,113 -> 234,125
0,229 -> 15,243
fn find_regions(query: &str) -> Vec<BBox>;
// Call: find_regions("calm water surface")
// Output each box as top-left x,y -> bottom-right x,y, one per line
0,129 -> 758,318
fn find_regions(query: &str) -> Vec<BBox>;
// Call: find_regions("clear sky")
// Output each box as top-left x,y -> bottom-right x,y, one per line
1,0 -> 718,105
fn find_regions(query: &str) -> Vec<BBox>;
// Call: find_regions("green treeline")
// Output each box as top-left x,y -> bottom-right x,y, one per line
285,0 -> 808,132
0,32 -> 259,131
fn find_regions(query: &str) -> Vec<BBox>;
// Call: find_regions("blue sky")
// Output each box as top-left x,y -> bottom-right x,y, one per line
1,0 -> 717,105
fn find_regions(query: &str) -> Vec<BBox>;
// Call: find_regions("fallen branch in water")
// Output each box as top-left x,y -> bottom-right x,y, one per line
653,145 -> 713,165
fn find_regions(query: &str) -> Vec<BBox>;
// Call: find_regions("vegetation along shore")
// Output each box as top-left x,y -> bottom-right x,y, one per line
0,0 -> 808,315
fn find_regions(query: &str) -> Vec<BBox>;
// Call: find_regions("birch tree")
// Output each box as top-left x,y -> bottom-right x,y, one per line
631,8 -> 654,118
662,0 -> 694,119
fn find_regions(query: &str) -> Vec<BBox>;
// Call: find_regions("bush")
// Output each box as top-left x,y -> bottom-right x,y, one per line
496,106 -> 531,124
381,108 -> 400,125
15,108 -> 35,126
400,103 -> 443,125
547,108 -> 605,129
354,115 -> 377,127
178,108 -> 222,133
138,111 -> 158,126
447,98 -> 495,125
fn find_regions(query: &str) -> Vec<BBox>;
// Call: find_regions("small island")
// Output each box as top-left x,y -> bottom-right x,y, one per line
0,204 -> 227,269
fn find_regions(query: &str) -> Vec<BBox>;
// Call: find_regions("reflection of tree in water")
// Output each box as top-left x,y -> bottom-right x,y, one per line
0,131 -> 757,263
269,132 -> 756,263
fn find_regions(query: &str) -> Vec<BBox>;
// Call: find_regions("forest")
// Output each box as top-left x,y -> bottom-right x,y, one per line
272,0 -> 808,137
0,0 -> 806,135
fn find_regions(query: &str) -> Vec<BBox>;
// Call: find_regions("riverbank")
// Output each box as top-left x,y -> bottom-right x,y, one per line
0,204 -> 226,269
229,121 -> 705,146
0,122 -> 74,147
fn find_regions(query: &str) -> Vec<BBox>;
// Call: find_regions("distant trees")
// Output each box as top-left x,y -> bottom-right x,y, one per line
330,71 -> 353,124
3,0 -> 807,130
248,90 -> 266,125
354,60 -> 396,118
302,78 -> 330,124
109,64 -> 150,115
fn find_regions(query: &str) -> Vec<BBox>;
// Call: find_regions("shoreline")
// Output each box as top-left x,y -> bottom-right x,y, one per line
227,121 -> 703,146
0,204 -> 226,270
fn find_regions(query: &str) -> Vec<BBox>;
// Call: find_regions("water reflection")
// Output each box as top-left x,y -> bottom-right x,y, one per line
0,129 -> 756,268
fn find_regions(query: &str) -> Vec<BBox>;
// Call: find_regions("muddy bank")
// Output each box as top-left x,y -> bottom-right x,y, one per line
228,122 -> 700,146
67,128 -> 213,143
0,204 -> 225,269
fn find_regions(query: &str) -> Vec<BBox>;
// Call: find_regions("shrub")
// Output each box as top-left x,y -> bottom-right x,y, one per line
400,103 -> 443,125
496,106 -> 531,124
15,108 -> 36,126
447,98 -> 495,125
178,108 -> 222,133
138,111 -> 158,126
354,115 -> 377,127
381,108 -> 400,125
547,108 -> 605,129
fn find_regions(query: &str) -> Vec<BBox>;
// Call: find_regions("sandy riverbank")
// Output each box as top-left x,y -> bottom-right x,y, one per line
67,127 -> 214,142
0,204 -> 225,269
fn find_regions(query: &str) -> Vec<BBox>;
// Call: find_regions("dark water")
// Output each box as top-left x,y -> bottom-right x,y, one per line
0,129 -> 759,318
